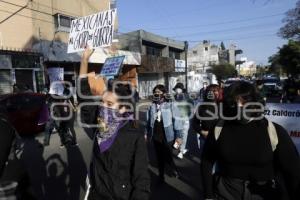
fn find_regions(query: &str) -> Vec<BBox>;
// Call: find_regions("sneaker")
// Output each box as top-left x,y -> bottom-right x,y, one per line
177,152 -> 184,159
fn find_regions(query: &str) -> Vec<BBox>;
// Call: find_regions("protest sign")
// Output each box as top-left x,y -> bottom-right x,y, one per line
67,9 -> 117,53
265,103 -> 300,152
100,56 -> 125,77
48,68 -> 64,95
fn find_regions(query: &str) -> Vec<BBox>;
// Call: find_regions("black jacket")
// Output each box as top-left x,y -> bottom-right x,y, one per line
78,78 -> 150,200
0,116 -> 36,199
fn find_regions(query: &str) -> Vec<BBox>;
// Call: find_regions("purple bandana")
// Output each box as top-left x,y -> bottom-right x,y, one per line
96,107 -> 133,153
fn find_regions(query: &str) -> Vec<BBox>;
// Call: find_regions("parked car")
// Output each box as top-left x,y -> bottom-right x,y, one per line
0,93 -> 47,135
224,78 -> 240,87
263,78 -> 283,97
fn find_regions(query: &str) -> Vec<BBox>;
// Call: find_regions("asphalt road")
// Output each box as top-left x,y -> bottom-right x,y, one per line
20,112 -> 204,200
20,97 -> 300,200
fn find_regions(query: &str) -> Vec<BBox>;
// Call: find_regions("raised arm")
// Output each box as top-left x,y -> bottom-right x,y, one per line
79,48 -> 94,76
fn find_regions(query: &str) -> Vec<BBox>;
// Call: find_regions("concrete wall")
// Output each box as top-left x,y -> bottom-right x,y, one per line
0,0 -> 112,50
188,41 -> 219,69
119,30 -> 185,55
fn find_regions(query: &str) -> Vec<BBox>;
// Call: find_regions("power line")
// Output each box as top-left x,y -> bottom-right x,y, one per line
0,0 -> 53,16
128,12 -> 285,31
0,9 -> 54,24
189,33 -> 278,43
0,0 -> 29,24
170,22 -> 280,38
30,1 -> 80,17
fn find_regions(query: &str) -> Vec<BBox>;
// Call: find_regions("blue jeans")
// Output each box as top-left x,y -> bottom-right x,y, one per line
180,121 -> 189,152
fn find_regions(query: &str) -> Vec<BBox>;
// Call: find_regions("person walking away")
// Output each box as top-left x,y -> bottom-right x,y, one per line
256,79 -> 267,103
61,85 -> 78,146
201,81 -> 300,200
78,48 -> 150,200
192,84 -> 221,156
43,94 -> 60,146
173,82 -> 193,159
145,84 -> 183,183
282,76 -> 298,103
199,82 -> 208,101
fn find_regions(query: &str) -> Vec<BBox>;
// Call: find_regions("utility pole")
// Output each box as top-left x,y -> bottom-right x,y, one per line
184,41 -> 188,93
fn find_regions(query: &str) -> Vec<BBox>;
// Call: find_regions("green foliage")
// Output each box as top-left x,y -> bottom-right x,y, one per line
220,42 -> 226,50
211,64 -> 236,80
269,40 -> 300,75
278,1 -> 300,41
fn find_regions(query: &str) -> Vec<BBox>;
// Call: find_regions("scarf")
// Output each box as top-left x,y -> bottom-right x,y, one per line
96,106 -> 133,153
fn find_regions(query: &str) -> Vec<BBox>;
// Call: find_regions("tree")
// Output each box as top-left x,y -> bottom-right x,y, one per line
269,40 -> 300,75
220,41 -> 226,50
278,1 -> 300,41
268,53 -> 282,75
211,64 -> 236,80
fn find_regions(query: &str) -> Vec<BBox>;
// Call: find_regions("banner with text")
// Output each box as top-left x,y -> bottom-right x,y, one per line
48,68 -> 64,96
265,103 -> 300,152
67,9 -> 117,53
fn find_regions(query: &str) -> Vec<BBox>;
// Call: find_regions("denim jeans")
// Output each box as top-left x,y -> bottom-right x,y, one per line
180,121 -> 190,152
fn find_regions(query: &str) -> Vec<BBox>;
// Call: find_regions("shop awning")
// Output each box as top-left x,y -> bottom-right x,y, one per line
33,41 -> 141,65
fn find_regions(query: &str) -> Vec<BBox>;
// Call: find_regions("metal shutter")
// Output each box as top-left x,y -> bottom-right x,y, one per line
0,69 -> 12,94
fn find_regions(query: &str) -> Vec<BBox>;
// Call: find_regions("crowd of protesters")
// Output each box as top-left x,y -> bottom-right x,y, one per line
1,47 -> 300,200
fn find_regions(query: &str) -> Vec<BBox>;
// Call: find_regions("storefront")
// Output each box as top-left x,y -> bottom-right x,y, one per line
0,50 -> 44,95
34,41 -> 141,96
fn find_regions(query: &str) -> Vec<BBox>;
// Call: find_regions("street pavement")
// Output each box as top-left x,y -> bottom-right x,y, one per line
20,110 -> 204,200
20,97 -> 300,200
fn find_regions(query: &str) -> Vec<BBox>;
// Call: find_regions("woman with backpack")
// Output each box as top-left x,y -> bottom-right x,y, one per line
201,81 -> 300,200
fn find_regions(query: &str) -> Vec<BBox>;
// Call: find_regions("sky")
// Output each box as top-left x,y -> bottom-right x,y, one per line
117,0 -> 298,65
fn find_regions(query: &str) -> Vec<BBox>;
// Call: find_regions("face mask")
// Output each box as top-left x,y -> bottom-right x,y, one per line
98,106 -> 121,131
153,94 -> 164,103
206,91 -> 215,100
175,88 -> 183,94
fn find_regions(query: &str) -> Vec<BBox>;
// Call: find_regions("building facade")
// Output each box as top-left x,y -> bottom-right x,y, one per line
119,30 -> 186,98
0,0 -> 140,95
237,57 -> 257,76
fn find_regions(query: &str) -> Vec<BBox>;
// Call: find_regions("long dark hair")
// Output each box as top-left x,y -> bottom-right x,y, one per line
107,80 -> 133,110
204,84 -> 220,102
223,81 -> 264,118
153,84 -> 167,94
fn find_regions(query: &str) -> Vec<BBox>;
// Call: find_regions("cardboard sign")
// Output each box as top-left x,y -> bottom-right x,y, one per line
100,56 -> 125,77
48,68 -> 64,95
67,9 -> 117,53
265,103 -> 300,153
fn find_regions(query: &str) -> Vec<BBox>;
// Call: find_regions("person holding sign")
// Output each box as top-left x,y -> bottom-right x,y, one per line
78,48 -> 150,200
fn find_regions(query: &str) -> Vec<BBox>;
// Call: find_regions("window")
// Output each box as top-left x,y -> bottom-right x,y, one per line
193,50 -> 197,55
205,47 -> 208,51
54,14 -> 75,32
11,54 -> 40,68
169,51 -> 180,59
146,46 -> 162,57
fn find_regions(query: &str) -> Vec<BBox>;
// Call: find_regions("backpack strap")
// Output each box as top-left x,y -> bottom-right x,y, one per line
214,120 -> 225,140
213,118 -> 278,152
267,119 -> 278,152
